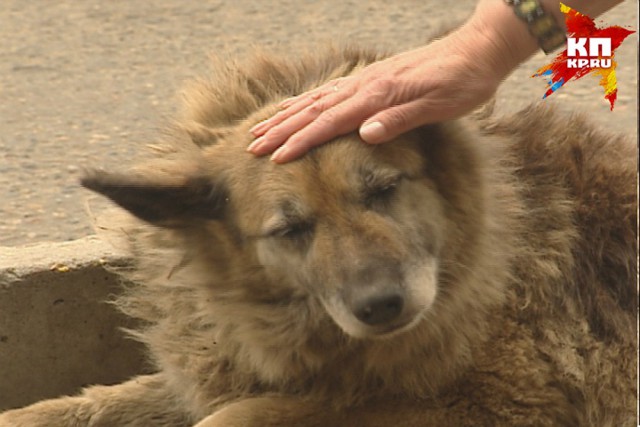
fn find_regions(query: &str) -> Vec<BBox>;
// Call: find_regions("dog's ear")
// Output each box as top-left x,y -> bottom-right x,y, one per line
180,121 -> 232,147
81,170 -> 228,226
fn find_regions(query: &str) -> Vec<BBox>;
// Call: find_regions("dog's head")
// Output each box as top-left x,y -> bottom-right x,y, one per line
83,118 -> 485,340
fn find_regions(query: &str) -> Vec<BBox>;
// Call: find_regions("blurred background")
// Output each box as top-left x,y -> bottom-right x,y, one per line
1,0 -> 637,246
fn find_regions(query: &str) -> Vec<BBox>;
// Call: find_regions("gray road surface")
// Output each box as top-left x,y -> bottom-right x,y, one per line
1,0 -> 637,246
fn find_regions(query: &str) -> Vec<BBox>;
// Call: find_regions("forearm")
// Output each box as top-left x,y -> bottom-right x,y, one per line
461,0 -> 624,81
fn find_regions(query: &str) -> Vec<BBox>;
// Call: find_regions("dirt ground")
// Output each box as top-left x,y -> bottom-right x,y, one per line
1,0 -> 637,246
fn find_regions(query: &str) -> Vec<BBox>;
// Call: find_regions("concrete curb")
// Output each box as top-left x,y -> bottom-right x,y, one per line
0,236 -> 147,411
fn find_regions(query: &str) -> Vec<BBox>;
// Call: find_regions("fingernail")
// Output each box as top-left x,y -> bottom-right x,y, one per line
359,121 -> 386,143
270,144 -> 288,163
246,136 -> 265,153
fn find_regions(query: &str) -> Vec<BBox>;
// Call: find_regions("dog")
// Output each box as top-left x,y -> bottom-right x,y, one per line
0,46 -> 636,426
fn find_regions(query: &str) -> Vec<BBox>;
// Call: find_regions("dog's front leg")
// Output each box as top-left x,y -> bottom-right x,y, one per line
193,396 -> 329,427
0,374 -> 191,427
193,395 -> 456,427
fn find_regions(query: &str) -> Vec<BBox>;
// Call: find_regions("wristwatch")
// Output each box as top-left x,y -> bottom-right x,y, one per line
505,0 -> 567,54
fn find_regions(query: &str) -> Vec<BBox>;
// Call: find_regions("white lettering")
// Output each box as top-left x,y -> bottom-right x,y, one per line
567,58 -> 607,68
567,38 -> 588,56
566,38 -> 613,68
589,38 -> 612,56
598,58 -> 611,68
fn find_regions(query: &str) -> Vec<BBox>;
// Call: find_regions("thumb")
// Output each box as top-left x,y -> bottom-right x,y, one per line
359,98 -> 433,144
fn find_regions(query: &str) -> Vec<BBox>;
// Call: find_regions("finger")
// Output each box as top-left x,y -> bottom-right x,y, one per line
251,85 -> 357,156
251,79 -> 348,138
270,90 -> 383,163
359,97 -> 445,144
250,97 -> 337,156
250,95 -> 316,137
278,88 -> 322,110
278,92 -> 315,110
278,77 -> 348,109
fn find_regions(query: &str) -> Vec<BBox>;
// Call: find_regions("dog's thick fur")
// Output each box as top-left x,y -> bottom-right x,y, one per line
1,46 -> 636,426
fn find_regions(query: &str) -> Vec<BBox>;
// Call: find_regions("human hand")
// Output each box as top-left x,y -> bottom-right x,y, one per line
247,16 -> 514,163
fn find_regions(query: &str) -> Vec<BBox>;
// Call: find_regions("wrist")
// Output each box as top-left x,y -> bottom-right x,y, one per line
464,0 -> 540,79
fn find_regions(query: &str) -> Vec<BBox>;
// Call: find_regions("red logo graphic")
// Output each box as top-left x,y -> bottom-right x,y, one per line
532,3 -> 635,110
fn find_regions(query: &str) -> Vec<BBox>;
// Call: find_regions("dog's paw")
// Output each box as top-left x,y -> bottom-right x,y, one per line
192,403 -> 266,427
0,395 -> 89,427
193,396 -> 327,427
0,407 -> 54,427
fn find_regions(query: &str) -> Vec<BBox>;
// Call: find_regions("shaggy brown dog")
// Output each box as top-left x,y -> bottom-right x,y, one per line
0,47 -> 636,426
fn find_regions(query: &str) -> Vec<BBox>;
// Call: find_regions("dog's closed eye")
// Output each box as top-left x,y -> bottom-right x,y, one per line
364,175 -> 403,209
269,221 -> 315,240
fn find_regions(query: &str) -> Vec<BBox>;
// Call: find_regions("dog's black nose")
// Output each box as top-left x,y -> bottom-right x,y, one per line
354,293 -> 404,326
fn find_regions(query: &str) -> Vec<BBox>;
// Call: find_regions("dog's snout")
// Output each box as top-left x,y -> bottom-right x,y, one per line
353,293 -> 404,326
